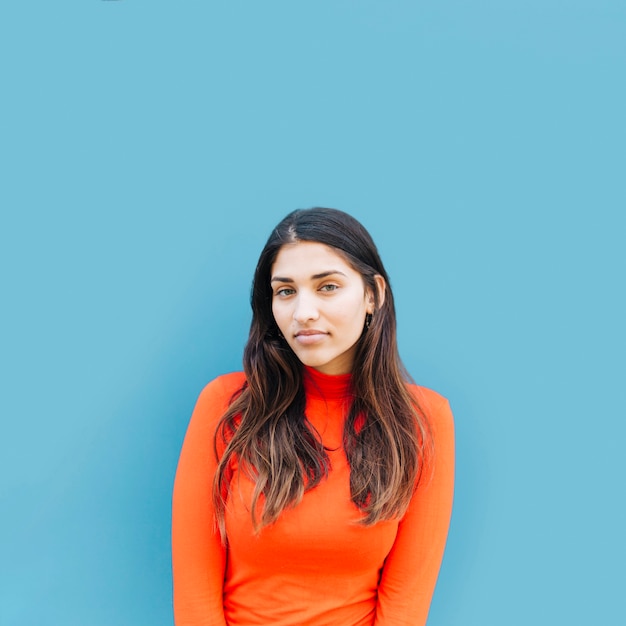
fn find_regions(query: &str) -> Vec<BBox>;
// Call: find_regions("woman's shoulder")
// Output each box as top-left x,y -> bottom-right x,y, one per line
406,382 -> 455,430
190,371 -> 247,425
407,383 -> 455,471
198,371 -> 247,402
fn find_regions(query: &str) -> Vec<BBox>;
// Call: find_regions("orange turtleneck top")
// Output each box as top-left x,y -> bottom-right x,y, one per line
172,367 -> 455,626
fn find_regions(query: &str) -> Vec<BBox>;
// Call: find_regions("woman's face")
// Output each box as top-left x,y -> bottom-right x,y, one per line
270,241 -> 375,375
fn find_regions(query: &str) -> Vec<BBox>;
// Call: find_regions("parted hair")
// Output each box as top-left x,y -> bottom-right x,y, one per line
213,207 -> 433,538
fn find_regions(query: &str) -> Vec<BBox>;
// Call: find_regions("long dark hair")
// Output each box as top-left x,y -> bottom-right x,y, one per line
213,207 -> 433,537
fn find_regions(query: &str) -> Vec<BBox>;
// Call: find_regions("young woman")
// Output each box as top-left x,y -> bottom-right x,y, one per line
172,207 -> 455,626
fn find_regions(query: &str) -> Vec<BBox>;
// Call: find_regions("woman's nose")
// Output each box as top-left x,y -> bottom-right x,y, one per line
293,293 -> 320,323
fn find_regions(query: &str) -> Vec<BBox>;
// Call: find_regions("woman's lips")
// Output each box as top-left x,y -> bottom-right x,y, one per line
294,330 -> 327,345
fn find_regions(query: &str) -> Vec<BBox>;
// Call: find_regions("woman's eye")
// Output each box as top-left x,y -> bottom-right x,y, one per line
320,284 -> 339,292
276,287 -> 295,297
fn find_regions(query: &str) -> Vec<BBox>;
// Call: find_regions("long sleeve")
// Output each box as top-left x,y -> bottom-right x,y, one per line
172,374 -> 244,626
374,392 -> 455,626
173,372 -> 454,626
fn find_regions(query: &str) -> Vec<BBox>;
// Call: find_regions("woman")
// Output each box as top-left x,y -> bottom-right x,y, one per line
172,207 -> 455,625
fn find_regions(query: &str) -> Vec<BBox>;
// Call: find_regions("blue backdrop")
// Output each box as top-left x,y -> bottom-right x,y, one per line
1,1 -> 624,625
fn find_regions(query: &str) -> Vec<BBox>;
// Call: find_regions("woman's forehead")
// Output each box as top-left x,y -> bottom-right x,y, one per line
271,242 -> 357,280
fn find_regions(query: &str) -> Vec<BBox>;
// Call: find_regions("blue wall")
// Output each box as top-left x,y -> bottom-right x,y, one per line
1,2 -> 624,624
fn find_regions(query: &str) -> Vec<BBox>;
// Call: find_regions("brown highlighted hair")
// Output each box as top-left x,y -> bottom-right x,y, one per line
213,207 -> 432,538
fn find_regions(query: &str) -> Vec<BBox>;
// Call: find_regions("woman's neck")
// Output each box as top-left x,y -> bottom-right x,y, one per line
302,365 -> 352,401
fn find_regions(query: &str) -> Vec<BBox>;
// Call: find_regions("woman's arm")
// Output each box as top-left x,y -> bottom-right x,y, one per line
374,391 -> 455,626
172,376 -> 238,626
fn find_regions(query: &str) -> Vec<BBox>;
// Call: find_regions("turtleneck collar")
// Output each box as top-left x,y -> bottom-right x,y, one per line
302,366 -> 352,401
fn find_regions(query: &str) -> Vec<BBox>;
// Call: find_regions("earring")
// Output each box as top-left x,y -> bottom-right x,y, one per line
365,313 -> 373,329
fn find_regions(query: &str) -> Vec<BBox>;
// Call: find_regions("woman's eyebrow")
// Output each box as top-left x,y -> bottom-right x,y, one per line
270,270 -> 347,283
312,270 -> 346,280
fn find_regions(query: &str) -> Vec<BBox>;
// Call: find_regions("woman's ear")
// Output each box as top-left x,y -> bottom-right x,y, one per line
367,275 -> 386,313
